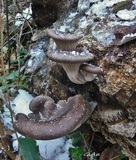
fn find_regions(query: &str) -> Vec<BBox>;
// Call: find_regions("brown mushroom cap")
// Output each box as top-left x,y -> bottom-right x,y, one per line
13,94 -> 96,140
47,50 -> 94,63
29,95 -> 53,114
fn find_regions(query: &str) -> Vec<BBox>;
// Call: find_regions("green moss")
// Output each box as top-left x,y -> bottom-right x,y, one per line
112,1 -> 133,13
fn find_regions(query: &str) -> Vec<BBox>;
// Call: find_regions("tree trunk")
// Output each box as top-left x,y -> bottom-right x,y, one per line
30,0 -> 136,159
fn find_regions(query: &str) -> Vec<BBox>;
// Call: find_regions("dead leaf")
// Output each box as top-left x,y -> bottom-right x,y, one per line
100,147 -> 121,160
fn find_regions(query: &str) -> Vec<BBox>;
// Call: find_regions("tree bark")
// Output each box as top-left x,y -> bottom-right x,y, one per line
30,0 -> 136,159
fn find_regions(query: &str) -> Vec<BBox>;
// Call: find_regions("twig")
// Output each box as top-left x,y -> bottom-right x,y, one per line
110,155 -> 120,160
5,0 -> 11,71
80,131 -> 92,160
90,131 -> 95,149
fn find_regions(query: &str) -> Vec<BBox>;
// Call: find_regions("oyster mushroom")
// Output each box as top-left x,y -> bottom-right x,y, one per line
13,94 -> 96,140
46,29 -> 104,84
80,63 -> 104,75
47,50 -> 103,84
45,29 -> 83,51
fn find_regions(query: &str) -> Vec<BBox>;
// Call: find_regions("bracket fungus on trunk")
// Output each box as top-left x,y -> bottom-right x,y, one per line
46,29 -> 104,84
13,94 -> 96,140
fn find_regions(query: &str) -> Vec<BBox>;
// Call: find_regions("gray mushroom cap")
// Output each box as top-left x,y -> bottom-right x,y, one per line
46,29 -> 83,51
46,29 -> 83,41
80,63 -> 104,75
13,94 -> 96,140
47,50 -> 94,63
47,50 -> 104,84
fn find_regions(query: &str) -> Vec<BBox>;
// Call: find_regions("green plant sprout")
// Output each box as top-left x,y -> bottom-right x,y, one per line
0,70 -> 29,92
68,131 -> 93,160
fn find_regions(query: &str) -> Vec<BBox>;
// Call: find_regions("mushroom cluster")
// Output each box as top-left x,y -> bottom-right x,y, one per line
13,94 -> 96,140
46,29 -> 103,84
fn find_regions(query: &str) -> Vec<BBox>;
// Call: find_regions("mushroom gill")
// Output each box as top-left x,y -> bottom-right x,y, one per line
13,94 -> 96,140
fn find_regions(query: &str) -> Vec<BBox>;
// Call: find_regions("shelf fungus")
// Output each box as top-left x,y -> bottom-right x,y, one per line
46,29 -> 103,84
13,94 -> 96,140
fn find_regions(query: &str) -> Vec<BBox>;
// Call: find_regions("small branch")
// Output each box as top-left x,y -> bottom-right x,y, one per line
5,0 -> 11,71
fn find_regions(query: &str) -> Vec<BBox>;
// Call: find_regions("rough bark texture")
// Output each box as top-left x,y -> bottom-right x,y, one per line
90,41 -> 136,160
27,0 -> 136,159
31,0 -> 78,28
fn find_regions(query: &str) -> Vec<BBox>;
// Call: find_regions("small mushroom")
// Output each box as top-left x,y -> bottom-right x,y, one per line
47,50 -> 103,84
45,29 -> 83,51
80,63 -> 104,75
13,94 -> 96,140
